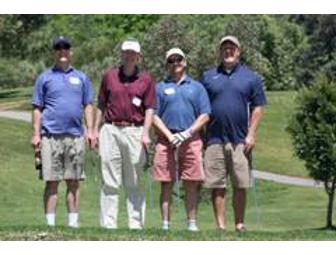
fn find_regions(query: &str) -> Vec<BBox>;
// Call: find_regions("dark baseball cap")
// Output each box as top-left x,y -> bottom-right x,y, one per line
52,36 -> 72,50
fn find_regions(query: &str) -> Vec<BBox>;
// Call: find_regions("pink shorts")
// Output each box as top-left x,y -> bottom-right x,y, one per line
152,134 -> 205,182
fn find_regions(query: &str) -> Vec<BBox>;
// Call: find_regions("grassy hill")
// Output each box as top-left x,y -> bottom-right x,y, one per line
0,117 -> 335,240
255,91 -> 306,177
0,88 -> 307,176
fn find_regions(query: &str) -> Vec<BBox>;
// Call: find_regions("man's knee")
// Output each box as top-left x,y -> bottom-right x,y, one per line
45,181 -> 59,194
101,184 -> 119,195
66,180 -> 80,192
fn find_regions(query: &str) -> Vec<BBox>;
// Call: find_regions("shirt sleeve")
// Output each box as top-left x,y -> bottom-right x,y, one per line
199,72 -> 208,90
250,73 -> 267,107
97,73 -> 108,111
197,83 -> 212,115
31,73 -> 45,108
82,74 -> 94,106
154,84 -> 162,116
142,74 -> 156,110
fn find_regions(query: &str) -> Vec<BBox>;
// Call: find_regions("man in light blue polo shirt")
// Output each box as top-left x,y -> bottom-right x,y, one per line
31,36 -> 95,228
153,48 -> 211,231
201,36 -> 266,232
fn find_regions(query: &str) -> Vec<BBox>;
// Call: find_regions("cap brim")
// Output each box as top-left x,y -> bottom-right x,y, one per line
53,42 -> 71,49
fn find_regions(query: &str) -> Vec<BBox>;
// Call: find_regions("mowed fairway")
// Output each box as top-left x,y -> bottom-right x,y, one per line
0,117 -> 335,240
254,91 -> 307,177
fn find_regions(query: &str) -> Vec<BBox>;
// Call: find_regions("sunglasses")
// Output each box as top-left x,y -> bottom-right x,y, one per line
167,55 -> 184,64
54,44 -> 71,51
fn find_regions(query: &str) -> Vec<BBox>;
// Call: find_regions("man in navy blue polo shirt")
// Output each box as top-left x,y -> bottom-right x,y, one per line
31,36 -> 95,228
201,36 -> 266,232
153,48 -> 211,231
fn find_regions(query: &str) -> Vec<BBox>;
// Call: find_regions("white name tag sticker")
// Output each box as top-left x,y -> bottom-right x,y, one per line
132,97 -> 142,107
69,77 -> 81,85
164,88 -> 175,95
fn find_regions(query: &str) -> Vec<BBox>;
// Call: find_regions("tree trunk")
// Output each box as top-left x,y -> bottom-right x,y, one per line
326,178 -> 336,229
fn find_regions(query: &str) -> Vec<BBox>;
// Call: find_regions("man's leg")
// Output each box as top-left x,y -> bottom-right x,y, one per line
153,136 -> 176,230
66,179 -> 80,227
123,126 -> 146,229
160,181 -> 174,230
233,188 -> 246,226
232,144 -> 250,231
204,144 -> 228,230
211,188 -> 226,230
184,180 -> 200,231
99,124 -> 122,229
44,181 -> 60,226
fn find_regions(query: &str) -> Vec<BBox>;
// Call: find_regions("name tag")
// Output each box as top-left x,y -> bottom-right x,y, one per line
164,88 -> 175,95
132,97 -> 142,107
69,77 -> 81,85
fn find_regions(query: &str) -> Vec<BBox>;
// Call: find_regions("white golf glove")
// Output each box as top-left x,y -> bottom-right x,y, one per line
170,135 -> 182,147
173,128 -> 193,147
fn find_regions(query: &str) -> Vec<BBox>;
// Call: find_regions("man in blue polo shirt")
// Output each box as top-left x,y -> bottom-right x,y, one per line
31,36 -> 95,228
201,36 -> 266,232
153,48 -> 211,231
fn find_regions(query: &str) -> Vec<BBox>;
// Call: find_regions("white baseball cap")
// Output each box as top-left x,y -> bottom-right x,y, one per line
220,35 -> 241,49
166,48 -> 186,60
121,39 -> 141,53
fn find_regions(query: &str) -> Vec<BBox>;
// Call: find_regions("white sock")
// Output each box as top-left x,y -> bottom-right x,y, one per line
162,220 -> 170,230
187,219 -> 198,231
68,212 -> 79,227
45,213 -> 55,226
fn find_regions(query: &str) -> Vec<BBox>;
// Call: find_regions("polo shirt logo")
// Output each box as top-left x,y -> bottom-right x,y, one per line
164,88 -> 175,95
69,77 -> 81,85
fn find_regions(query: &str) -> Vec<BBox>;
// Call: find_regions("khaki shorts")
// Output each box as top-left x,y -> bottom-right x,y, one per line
204,143 -> 250,189
41,135 -> 85,181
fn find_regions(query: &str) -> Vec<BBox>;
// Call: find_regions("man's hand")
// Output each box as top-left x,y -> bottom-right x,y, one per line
31,134 -> 41,151
169,128 -> 193,148
169,135 -> 182,147
244,133 -> 255,153
142,132 -> 151,151
86,129 -> 97,149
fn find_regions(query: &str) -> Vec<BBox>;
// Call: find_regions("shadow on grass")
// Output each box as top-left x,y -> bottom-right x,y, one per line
1,225 -> 336,240
312,226 -> 336,231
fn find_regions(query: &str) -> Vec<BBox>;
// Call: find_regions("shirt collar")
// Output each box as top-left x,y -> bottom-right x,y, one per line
119,65 -> 140,82
165,74 -> 191,85
217,62 -> 241,75
52,64 -> 74,73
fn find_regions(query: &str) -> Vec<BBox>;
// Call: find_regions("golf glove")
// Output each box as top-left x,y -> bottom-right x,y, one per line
174,129 -> 193,146
170,135 -> 183,147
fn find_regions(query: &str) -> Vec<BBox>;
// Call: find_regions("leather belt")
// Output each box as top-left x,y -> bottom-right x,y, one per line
107,121 -> 143,127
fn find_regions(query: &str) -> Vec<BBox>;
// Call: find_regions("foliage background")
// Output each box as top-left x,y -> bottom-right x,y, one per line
1,14 -> 335,90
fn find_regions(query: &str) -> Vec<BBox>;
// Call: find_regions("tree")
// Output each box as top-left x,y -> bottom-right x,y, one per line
292,15 -> 336,86
287,75 -> 336,229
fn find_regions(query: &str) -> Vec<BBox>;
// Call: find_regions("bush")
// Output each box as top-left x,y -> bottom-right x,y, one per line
287,74 -> 336,229
0,58 -> 45,88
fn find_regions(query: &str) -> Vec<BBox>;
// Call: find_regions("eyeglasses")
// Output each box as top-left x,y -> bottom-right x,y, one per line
167,55 -> 184,64
54,44 -> 71,51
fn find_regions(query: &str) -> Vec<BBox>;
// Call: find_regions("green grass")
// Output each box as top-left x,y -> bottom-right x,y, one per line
0,87 -> 32,110
0,88 -> 307,177
254,91 -> 307,177
0,117 -> 336,240
0,226 -> 336,240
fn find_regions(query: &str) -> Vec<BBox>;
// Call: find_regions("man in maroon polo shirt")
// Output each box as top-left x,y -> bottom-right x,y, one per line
94,38 -> 156,229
